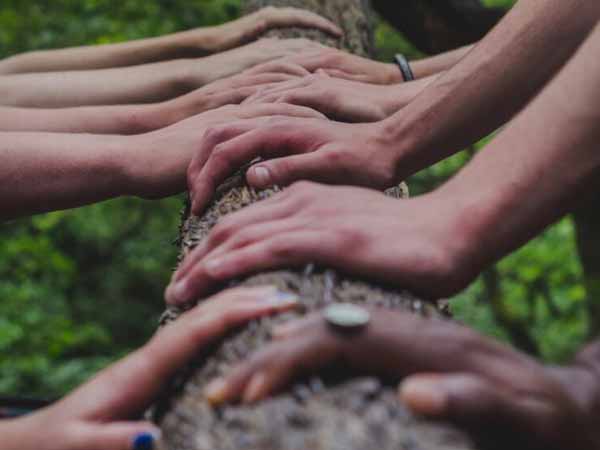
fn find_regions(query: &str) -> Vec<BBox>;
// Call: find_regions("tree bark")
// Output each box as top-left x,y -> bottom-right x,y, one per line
151,2 -> 478,449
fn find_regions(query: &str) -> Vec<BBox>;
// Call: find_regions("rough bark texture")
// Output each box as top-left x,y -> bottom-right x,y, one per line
151,2 -> 477,449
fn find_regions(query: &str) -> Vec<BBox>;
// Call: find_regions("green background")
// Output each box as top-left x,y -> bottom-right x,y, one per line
1,0 -> 589,399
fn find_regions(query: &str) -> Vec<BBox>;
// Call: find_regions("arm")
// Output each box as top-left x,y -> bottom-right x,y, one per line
249,45 -> 470,85
0,7 -> 341,74
172,23 -> 600,308
0,286 -> 298,450
0,38 -> 323,108
0,71 -> 300,134
244,73 -> 440,122
201,309 -> 600,450
385,0 -> 600,180
410,44 -> 471,79
0,102 -> 325,220
182,0 -> 600,213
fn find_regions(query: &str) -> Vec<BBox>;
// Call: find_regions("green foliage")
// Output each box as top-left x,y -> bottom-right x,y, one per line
0,0 -> 588,401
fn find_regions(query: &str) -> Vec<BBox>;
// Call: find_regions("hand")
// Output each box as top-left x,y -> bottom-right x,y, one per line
244,73 -> 417,122
157,70 -> 307,127
201,308 -> 600,450
244,73 -> 393,122
247,47 -> 403,85
0,286 -> 299,450
195,38 -> 327,84
186,117 -> 399,214
167,183 -> 476,306
206,7 -> 342,52
124,102 -> 326,200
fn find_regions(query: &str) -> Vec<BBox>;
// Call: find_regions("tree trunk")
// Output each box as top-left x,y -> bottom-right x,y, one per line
152,2 -> 477,449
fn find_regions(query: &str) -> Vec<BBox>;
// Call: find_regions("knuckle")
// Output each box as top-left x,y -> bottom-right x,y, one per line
212,217 -> 237,242
203,125 -> 226,145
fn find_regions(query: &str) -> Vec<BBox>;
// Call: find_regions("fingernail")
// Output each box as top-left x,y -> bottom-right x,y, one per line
261,290 -> 299,307
399,378 -> 448,416
204,257 -> 224,276
243,372 -> 267,403
272,322 -> 297,338
250,166 -> 271,188
166,280 -> 188,305
132,430 -> 160,450
204,378 -> 229,406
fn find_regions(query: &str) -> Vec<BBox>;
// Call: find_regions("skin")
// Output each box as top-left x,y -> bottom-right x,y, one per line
201,309 -> 600,450
184,0 -> 600,214
0,38 -> 327,108
0,7 -> 342,74
0,285 -> 300,450
247,44 -> 471,85
168,23 -> 600,309
0,71 -> 308,134
243,72 -> 440,122
0,103 -> 325,221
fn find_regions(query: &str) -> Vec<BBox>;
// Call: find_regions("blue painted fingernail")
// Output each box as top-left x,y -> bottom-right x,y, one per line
132,432 -> 155,450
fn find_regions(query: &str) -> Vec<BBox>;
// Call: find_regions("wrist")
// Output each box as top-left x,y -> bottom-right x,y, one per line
123,131 -> 188,199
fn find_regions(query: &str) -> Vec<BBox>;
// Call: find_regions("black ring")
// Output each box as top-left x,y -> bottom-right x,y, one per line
394,54 -> 415,82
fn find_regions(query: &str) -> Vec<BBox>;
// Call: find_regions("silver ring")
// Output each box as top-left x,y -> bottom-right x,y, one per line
324,303 -> 370,334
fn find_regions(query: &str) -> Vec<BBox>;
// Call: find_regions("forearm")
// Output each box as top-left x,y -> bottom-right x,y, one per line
383,74 -> 441,115
0,59 -> 197,108
0,132 -> 135,219
385,0 -> 600,179
410,45 -> 473,79
434,24 -> 600,273
0,103 -> 174,134
0,418 -> 30,450
0,32 -> 204,75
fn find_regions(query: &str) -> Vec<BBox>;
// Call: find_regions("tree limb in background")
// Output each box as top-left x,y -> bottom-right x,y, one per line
372,0 -> 506,54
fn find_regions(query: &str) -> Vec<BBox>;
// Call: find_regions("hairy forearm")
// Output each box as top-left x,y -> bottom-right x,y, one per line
0,132 -> 133,219
385,0 -> 600,179
435,23 -> 600,273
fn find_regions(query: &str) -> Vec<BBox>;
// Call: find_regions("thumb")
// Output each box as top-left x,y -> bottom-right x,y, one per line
247,151 -> 343,189
70,421 -> 161,450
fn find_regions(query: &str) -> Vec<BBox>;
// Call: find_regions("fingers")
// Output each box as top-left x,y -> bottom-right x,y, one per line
169,230 -> 341,303
263,7 -> 343,37
245,60 -> 312,77
246,149 -> 342,189
204,314 -> 339,405
235,103 -> 326,121
319,68 -> 370,83
60,286 -> 298,421
67,422 -> 160,450
399,373 -> 558,441
189,118 -> 319,214
169,200 -> 298,291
